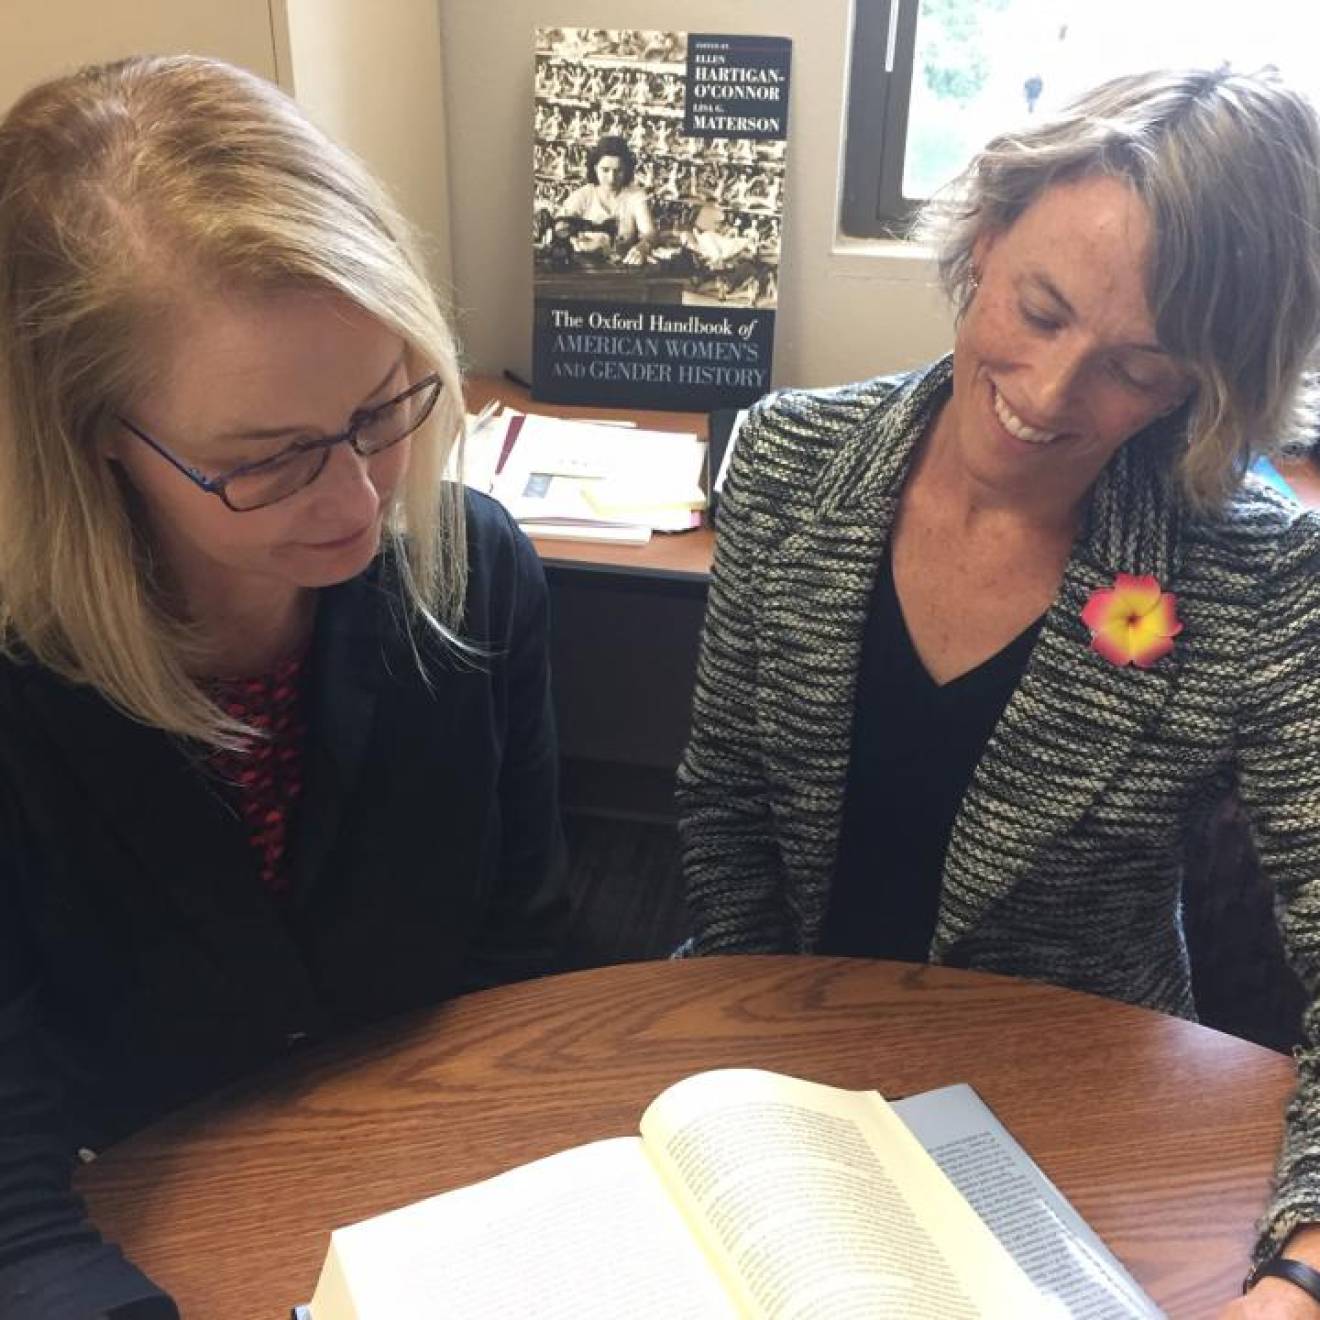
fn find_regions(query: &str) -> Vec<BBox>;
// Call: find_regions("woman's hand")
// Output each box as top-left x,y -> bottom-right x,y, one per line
1223,1231 -> 1320,1318
1219,1277 -> 1320,1317
622,239 -> 653,267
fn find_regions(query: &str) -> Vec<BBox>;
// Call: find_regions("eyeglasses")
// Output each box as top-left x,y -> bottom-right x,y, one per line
116,373 -> 443,512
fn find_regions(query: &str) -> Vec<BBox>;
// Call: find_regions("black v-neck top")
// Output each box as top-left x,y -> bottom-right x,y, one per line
820,547 -> 1044,961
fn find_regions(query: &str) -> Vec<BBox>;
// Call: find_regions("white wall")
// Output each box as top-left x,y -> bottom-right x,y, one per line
0,0 -> 279,111
2,2 -> 949,391
0,1 -> 454,297
282,0 -> 454,296
438,0 -> 954,390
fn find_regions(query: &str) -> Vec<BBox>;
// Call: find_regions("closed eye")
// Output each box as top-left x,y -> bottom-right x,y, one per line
1106,357 -> 1169,394
348,399 -> 388,429
1020,304 -> 1061,333
1108,360 -> 1145,389
225,435 -> 323,478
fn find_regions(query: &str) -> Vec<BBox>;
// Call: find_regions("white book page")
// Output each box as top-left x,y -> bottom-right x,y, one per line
493,415 -> 705,514
458,412 -> 512,493
520,521 -> 653,545
322,1136 -> 737,1319
640,1069 -> 1051,1320
893,1085 -> 1163,1319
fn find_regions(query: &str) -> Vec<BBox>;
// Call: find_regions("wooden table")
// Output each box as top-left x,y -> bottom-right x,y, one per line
77,956 -> 1293,1319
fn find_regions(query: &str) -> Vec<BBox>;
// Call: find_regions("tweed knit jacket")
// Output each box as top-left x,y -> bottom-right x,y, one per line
676,356 -> 1320,1258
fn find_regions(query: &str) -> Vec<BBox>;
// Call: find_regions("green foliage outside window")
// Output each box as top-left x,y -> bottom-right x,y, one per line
918,0 -> 1011,103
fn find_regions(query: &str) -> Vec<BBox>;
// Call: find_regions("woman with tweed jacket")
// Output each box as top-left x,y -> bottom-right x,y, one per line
677,68 -> 1320,1316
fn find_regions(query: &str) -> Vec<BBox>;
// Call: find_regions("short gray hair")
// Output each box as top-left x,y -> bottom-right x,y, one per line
917,67 -> 1320,508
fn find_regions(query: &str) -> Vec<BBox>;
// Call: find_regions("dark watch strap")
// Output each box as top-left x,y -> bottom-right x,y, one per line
1248,1256 -> 1320,1304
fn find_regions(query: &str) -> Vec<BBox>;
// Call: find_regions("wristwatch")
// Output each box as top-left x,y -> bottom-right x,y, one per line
1245,1255 -> 1320,1305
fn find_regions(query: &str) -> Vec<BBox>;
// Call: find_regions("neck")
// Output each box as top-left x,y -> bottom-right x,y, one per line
916,397 -> 1088,540
187,580 -> 316,679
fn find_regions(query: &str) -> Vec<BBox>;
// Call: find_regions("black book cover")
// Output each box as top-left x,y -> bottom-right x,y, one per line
532,28 -> 791,412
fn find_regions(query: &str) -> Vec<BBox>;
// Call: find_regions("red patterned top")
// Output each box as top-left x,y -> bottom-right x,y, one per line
206,653 -> 308,897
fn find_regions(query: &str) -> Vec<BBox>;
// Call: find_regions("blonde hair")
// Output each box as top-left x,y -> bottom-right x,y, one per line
916,67 -> 1320,508
0,54 -> 467,747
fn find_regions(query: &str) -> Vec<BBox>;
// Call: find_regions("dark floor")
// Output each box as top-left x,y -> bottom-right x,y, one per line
562,813 -> 689,971
1183,796 -> 1306,1054
563,795 -> 1308,1055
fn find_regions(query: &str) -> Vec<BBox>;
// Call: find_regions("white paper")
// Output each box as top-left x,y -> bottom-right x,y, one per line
491,413 -> 705,531
322,1138 -> 736,1319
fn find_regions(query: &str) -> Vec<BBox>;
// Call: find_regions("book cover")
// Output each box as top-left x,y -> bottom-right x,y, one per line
532,28 -> 791,412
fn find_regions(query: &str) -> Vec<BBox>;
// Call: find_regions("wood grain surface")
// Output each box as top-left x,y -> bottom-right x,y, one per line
78,956 -> 1294,1318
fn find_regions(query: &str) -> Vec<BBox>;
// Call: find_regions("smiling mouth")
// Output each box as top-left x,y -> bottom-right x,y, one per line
992,385 -> 1059,446
305,525 -> 372,550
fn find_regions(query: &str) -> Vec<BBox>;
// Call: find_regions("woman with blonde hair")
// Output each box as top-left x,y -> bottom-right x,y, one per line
0,56 -> 566,1317
678,66 -> 1320,1314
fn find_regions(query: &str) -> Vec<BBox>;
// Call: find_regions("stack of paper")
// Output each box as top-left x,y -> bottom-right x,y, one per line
462,408 -> 706,546
459,399 -> 509,496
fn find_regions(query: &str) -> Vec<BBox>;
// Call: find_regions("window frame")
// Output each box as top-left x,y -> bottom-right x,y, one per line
840,0 -> 922,239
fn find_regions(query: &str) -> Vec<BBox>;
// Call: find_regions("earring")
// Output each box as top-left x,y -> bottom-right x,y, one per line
962,271 -> 980,318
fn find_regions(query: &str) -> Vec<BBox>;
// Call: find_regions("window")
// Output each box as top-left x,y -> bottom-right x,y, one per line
840,0 -> 1320,240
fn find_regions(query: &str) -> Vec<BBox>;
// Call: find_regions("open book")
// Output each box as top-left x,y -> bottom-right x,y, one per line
304,1069 -> 1160,1319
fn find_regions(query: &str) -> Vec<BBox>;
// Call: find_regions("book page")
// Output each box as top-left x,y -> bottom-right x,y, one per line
492,415 -> 706,525
640,1069 -> 1051,1320
456,410 -> 510,493
892,1085 -> 1162,1319
519,520 -> 653,545
311,1137 -> 737,1319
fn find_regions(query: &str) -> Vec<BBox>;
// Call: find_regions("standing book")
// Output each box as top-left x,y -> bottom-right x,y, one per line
302,1068 -> 1161,1318
532,28 -> 791,411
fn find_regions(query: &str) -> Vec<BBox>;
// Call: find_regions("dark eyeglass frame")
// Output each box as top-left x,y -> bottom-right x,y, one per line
116,373 -> 443,512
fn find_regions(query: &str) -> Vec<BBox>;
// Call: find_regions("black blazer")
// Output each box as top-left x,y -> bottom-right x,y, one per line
0,491 -> 568,1319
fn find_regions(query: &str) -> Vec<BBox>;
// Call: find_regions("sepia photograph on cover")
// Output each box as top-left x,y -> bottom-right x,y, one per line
532,27 -> 792,410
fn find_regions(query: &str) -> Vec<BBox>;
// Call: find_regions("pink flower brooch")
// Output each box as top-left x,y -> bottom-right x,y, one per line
1081,573 -> 1182,669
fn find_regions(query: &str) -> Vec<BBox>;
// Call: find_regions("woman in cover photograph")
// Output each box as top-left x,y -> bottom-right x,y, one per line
551,134 -> 658,267
676,202 -> 779,309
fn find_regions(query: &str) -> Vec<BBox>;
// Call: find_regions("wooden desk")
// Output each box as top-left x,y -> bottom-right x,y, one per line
465,376 -> 714,815
78,956 -> 1292,1319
